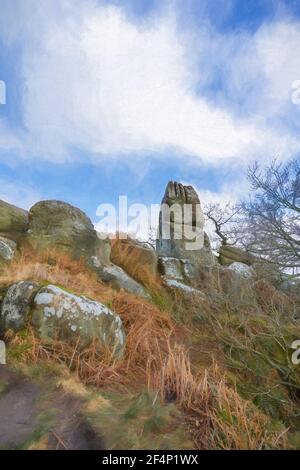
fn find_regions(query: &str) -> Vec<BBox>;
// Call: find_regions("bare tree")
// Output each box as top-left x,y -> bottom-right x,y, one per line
146,226 -> 158,250
242,159 -> 300,277
204,202 -> 242,247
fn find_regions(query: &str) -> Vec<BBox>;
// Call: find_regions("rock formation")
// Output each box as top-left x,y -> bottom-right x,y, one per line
156,181 -> 215,267
27,200 -> 99,262
0,281 -> 125,358
156,182 -> 216,293
31,285 -> 125,357
0,180 -> 258,308
0,281 -> 40,331
100,264 -> 150,299
219,245 -> 255,266
0,236 -> 17,267
0,200 -> 28,241
0,198 -> 151,299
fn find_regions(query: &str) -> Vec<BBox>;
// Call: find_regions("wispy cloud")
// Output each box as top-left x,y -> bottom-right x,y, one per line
0,0 -> 299,167
0,179 -> 41,209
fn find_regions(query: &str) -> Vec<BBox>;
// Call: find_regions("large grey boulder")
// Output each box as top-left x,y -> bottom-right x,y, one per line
27,200 -> 101,263
31,285 -> 125,358
156,182 -> 215,267
0,200 -> 28,241
0,281 -> 40,332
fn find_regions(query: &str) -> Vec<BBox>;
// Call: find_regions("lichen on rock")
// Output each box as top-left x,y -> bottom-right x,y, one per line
31,285 -> 125,358
0,281 -> 40,332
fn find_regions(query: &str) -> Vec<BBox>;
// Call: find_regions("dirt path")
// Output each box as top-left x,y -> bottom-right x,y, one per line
0,366 -> 103,450
46,389 -> 104,450
0,366 -> 38,449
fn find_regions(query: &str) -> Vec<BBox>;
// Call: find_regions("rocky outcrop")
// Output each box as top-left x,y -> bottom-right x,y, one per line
31,285 -> 125,357
0,200 -> 28,241
0,282 -> 125,358
156,182 -> 215,290
156,182 -> 215,267
0,281 -> 40,332
219,245 -> 254,266
27,200 -> 101,263
157,256 -> 206,300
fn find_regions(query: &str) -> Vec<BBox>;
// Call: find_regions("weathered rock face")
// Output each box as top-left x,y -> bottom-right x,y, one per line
158,256 -> 198,284
156,182 -> 215,267
228,262 -> 254,278
0,236 -> 17,268
219,245 -> 254,266
95,233 -> 112,266
0,200 -> 28,241
164,277 -> 206,301
100,264 -> 150,299
0,281 -> 40,332
27,200 -> 100,262
31,285 -> 125,357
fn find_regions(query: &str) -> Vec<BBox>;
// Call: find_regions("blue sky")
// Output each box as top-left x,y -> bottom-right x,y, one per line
0,0 -> 300,228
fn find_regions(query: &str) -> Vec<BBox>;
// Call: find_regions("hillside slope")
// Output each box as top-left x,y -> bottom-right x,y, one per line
1,186 -> 300,450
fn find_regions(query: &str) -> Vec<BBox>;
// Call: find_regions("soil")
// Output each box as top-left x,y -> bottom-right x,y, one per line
0,366 -> 104,450
0,366 -> 38,449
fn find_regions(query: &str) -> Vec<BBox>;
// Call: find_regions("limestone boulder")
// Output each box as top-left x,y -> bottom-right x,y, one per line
31,285 -> 125,357
27,200 -> 100,262
0,200 -> 28,241
0,281 -> 40,332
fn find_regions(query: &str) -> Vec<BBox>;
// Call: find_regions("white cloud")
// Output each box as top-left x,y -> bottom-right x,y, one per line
0,180 -> 40,210
0,1 -> 300,168
0,119 -> 22,153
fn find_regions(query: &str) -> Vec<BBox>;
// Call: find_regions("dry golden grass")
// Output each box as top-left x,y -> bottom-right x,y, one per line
2,247 -> 175,390
0,246 -> 114,304
111,236 -> 163,294
209,380 -> 288,450
252,279 -> 293,314
7,294 -> 175,390
1,245 -> 292,449
150,344 -> 288,449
